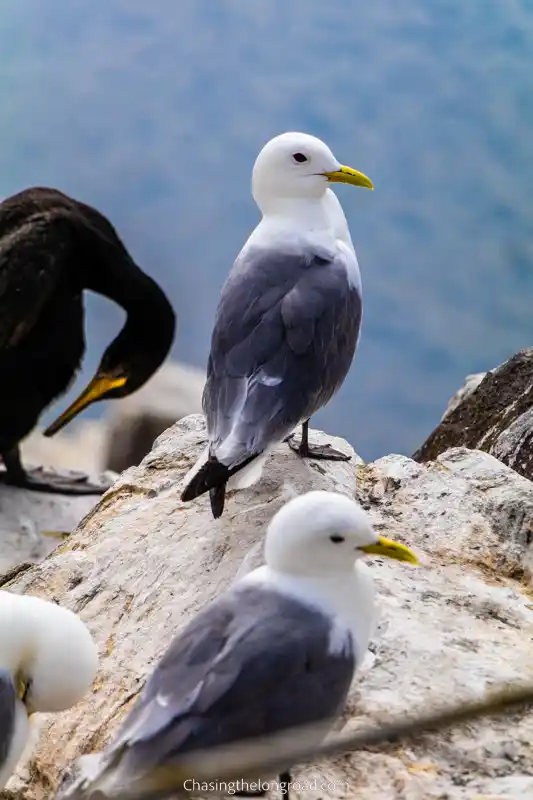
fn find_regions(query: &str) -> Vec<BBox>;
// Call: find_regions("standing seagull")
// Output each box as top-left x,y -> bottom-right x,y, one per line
0,187 -> 176,495
0,590 -> 98,788
59,491 -> 417,800
181,132 -> 372,518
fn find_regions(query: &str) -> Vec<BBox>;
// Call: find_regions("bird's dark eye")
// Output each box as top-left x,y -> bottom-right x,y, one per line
292,152 -> 308,163
330,535 -> 345,544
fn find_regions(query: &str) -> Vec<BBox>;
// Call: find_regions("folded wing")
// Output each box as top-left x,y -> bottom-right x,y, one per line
204,243 -> 362,468
98,586 -> 355,790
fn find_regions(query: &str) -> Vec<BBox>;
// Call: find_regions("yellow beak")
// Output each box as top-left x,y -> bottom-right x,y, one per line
359,535 -> 418,564
17,676 -> 27,701
323,164 -> 374,190
17,676 -> 36,718
43,374 -> 127,437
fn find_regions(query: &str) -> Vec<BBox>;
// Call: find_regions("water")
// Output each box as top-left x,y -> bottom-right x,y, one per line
1,0 -> 532,461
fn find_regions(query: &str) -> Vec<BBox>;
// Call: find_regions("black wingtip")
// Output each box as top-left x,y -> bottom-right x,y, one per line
181,452 -> 258,515
181,456 -> 231,505
209,484 -> 226,518
181,479 -> 200,503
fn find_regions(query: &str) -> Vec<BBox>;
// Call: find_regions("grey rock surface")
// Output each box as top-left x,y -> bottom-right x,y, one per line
2,415 -> 533,800
21,421 -> 105,476
0,471 -> 115,574
414,349 -> 533,485
440,371 -> 487,421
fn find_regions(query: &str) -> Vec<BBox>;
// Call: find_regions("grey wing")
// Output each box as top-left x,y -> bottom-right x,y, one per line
0,669 -> 17,769
203,244 -> 362,465
106,587 -> 355,779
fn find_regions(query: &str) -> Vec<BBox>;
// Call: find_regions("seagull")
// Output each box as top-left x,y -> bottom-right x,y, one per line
0,590 -> 98,788
181,132 -> 373,518
62,490 -> 417,800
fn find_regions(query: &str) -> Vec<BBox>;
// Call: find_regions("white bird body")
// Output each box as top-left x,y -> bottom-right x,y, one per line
242,559 -> 376,663
0,590 -> 98,789
181,132 -> 373,518
183,189 -> 362,497
62,491 -> 417,800
246,186 -> 356,260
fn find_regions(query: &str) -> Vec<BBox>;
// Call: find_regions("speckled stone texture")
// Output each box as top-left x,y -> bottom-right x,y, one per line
414,349 -> 533,483
3,415 -> 533,800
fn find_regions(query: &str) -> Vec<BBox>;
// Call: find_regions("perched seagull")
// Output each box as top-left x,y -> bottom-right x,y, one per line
61,491 -> 417,800
0,590 -> 98,788
181,132 -> 373,518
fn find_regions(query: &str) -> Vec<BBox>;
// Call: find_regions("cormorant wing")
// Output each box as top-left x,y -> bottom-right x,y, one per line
0,203 -> 77,350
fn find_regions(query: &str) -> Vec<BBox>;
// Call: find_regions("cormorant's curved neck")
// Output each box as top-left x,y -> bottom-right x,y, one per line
78,218 -> 176,375
113,266 -> 175,354
86,253 -> 172,332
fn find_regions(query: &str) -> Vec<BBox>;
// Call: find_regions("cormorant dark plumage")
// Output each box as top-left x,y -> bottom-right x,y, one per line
0,187 -> 176,495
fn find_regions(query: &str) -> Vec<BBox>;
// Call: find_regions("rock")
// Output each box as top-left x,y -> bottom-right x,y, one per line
0,470 -> 114,574
440,371 -> 487,421
4,416 -> 533,800
102,360 -> 205,473
413,349 -> 533,483
21,421 -> 106,475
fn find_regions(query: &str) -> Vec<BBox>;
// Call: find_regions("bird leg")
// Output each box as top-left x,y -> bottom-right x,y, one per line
0,447 -> 112,496
286,420 -> 351,462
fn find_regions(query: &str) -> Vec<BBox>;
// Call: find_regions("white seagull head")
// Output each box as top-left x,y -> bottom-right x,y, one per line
0,591 -> 98,715
264,490 -> 418,578
251,131 -> 373,212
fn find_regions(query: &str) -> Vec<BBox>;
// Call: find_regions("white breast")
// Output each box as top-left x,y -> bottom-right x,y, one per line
242,563 -> 376,666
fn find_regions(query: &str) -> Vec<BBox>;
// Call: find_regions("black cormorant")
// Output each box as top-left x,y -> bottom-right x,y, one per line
0,187 -> 176,495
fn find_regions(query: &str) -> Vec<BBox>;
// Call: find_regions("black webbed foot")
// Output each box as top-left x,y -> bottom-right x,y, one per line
286,420 -> 351,463
286,436 -> 351,462
0,465 -> 111,496
1,446 -> 112,496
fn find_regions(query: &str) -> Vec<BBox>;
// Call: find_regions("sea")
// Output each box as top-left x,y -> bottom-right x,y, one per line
2,0 -> 532,460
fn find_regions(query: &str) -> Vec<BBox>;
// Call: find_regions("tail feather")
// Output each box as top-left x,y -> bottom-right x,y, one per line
181,456 -> 231,503
209,484 -> 226,518
227,451 -> 269,491
181,452 -> 257,513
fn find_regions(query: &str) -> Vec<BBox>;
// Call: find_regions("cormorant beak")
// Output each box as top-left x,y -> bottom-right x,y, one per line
43,373 -> 127,437
359,536 -> 418,564
322,165 -> 374,190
